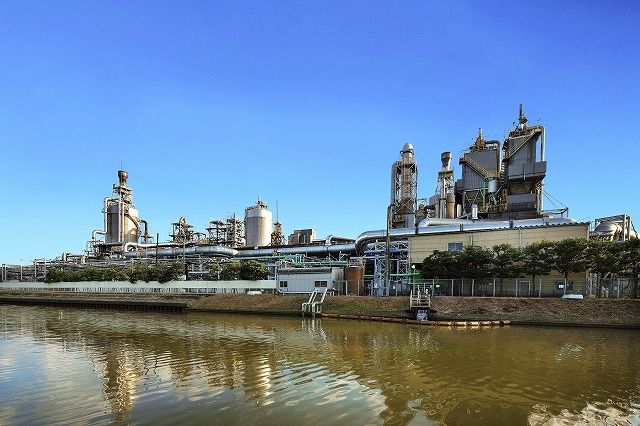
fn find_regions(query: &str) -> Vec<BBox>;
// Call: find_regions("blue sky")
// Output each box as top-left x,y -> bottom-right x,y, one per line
1,1 -> 639,264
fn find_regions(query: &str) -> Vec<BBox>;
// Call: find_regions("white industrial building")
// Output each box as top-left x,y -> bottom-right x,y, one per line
276,267 -> 344,294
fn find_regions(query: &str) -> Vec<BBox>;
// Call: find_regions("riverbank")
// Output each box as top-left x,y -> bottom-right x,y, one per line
1,291 -> 639,327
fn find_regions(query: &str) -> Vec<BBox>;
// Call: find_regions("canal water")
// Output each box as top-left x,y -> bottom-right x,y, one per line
0,305 -> 638,425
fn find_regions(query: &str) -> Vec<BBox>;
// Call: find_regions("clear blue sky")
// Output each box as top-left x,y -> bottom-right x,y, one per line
1,1 -> 639,264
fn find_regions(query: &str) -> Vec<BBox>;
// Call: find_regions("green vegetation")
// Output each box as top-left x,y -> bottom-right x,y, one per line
45,262 -> 183,284
206,260 -> 269,281
420,239 -> 640,298
45,259 -> 270,284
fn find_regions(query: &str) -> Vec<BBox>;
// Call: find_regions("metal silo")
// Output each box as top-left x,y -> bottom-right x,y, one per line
244,199 -> 273,247
104,170 -> 141,244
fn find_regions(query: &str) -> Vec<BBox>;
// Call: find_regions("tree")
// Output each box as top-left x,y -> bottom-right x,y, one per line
550,239 -> 588,294
45,268 -> 64,283
206,263 -> 222,281
103,267 -> 127,282
585,240 -> 621,297
521,241 -> 554,296
491,244 -> 523,295
459,245 -> 494,280
220,261 -> 241,280
619,238 -> 640,298
155,262 -> 183,283
239,260 -> 269,280
420,250 -> 461,280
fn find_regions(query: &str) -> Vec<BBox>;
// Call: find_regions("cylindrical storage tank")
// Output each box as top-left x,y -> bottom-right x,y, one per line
106,204 -> 139,243
345,266 -> 365,295
446,193 -> 455,219
471,204 -> 479,220
125,208 -> 139,243
593,222 -> 621,239
244,200 -> 273,247
488,179 -> 499,193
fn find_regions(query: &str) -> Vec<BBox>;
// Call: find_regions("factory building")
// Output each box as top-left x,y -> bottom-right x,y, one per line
2,105 -> 636,297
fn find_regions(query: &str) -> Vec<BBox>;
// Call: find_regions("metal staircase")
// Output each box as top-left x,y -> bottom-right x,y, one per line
505,134 -> 530,159
460,155 -> 498,178
302,288 -> 328,316
409,284 -> 431,309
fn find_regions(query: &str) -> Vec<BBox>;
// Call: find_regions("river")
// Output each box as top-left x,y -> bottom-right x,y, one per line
0,305 -> 638,425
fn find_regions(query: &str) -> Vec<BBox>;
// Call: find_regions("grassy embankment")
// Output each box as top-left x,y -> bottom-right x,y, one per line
190,294 -> 640,326
2,290 -> 639,326
190,294 -> 409,317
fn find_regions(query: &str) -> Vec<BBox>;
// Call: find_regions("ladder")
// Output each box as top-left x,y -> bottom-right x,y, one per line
302,288 -> 328,316
409,284 -> 431,309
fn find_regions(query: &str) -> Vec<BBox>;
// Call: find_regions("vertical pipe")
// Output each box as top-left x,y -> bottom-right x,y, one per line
539,128 -> 545,212
493,278 -> 496,297
451,279 -> 454,296
471,278 -> 474,296
385,204 -> 391,297
540,127 -> 545,162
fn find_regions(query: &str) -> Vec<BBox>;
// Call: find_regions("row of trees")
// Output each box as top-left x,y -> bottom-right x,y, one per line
420,238 -> 640,298
45,262 -> 184,284
44,260 -> 270,284
206,261 -> 268,281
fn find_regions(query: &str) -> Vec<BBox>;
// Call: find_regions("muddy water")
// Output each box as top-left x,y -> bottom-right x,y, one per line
0,305 -> 638,425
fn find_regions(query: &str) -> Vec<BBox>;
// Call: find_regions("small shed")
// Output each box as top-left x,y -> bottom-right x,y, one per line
276,267 -> 344,294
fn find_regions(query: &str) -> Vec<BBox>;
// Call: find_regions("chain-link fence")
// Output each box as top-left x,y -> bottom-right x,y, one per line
415,277 -> 636,298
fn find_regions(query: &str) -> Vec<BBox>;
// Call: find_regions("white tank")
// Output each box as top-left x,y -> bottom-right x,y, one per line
244,199 -> 273,247
106,204 -> 139,243
471,204 -> 479,220
488,179 -> 499,193
593,222 -> 621,239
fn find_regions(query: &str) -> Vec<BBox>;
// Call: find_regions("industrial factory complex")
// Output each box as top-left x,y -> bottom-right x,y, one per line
1,106 -> 636,296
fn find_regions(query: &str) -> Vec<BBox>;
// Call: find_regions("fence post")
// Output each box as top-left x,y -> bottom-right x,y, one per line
493,278 -> 496,297
588,277 -> 592,297
472,278 -> 474,297
515,278 -> 519,297
617,277 -> 621,299
538,278 -> 542,298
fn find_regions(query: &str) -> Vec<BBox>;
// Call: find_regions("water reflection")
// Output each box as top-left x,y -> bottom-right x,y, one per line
0,305 -> 639,425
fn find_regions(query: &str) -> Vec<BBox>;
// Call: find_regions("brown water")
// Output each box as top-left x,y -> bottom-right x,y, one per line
0,305 -> 638,425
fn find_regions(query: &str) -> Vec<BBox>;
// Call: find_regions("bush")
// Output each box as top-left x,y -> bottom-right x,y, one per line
240,260 -> 269,280
44,262 -> 182,284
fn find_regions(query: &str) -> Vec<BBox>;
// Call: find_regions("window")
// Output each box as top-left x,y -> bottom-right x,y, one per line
279,281 -> 288,288
448,242 -> 463,252
314,280 -> 328,288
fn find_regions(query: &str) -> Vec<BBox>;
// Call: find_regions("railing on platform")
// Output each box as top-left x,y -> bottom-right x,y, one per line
301,288 -> 328,316
409,283 -> 431,309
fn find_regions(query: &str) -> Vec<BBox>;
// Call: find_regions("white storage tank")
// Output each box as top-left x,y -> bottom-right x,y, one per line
244,199 -> 273,247
106,204 -> 140,243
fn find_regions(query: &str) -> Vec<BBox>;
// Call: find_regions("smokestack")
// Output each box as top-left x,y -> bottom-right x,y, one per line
117,170 -> 128,188
441,152 -> 452,170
